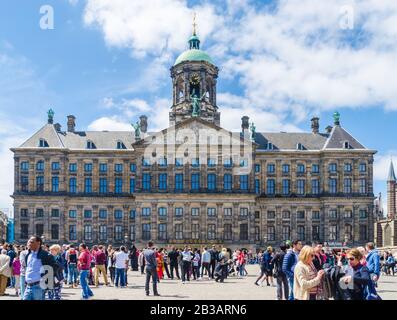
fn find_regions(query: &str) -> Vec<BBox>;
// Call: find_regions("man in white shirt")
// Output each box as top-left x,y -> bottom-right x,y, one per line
181,246 -> 192,283
200,247 -> 211,280
114,247 -> 129,288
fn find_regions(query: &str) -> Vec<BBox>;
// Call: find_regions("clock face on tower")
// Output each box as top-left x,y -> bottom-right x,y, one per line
190,73 -> 200,85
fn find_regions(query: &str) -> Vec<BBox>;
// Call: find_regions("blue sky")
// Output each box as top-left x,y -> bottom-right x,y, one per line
0,0 -> 396,215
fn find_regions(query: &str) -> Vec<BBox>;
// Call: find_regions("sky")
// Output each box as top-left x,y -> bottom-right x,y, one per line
0,0 -> 396,216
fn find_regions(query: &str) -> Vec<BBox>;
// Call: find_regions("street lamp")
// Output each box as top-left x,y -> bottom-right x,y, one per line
344,234 -> 349,247
124,234 -> 129,248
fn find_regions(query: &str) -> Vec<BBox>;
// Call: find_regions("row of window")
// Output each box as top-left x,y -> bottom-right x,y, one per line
38,139 -> 127,150
21,208 -> 368,220
20,223 -> 368,242
21,160 -> 369,174
23,174 -> 367,195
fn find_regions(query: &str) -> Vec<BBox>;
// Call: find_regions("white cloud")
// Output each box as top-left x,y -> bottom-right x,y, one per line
87,116 -> 132,131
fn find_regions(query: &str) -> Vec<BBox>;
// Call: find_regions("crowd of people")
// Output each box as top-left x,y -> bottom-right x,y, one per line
0,236 -> 393,300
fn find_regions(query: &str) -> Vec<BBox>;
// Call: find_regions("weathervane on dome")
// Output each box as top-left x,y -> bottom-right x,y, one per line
192,12 -> 197,36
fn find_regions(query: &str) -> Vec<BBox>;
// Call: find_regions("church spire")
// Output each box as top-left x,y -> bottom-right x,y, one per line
188,12 -> 200,50
388,159 -> 396,182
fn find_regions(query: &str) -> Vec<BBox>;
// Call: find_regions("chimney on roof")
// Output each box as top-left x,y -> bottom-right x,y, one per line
241,116 -> 249,137
54,123 -> 62,132
140,115 -> 148,134
67,115 -> 76,133
311,117 -> 320,134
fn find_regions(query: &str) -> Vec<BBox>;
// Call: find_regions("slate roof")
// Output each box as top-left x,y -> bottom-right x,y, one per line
15,121 -> 370,152
388,161 -> 397,182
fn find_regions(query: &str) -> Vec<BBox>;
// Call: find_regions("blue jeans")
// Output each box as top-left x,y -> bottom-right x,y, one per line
20,275 -> 26,299
79,270 -> 93,299
23,283 -> 45,301
115,268 -> 125,287
68,264 -> 78,284
239,264 -> 245,276
288,276 -> 294,300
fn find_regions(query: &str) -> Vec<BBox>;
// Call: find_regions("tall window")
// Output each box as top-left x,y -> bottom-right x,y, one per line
84,210 -> 92,219
142,158 -> 151,167
224,174 -> 232,191
114,164 -> 123,173
344,163 -> 352,172
114,226 -> 123,241
21,176 -> 29,192
267,211 -> 275,219
359,163 -> 367,173
345,224 -> 353,240
158,173 -> 167,190
51,176 -> 59,192
224,224 -> 232,240
175,224 -> 183,240
51,162 -> 60,171
266,179 -> 275,195
240,208 -> 248,216
51,224 -> 59,240
297,180 -> 305,195
69,163 -> 77,172
175,174 -> 183,191
329,178 -> 337,194
99,163 -> 107,173
312,164 -> 319,174
158,207 -> 167,217
84,163 -> 93,172
297,226 -> 305,240
207,174 -> 216,190
142,173 -> 151,191
36,160 -> 44,171
344,210 -> 353,219
115,178 -> 123,194
36,208 -> 44,218
297,164 -> 305,174
158,157 -> 167,167
255,226 -> 260,241
99,225 -> 107,241
69,225 -> 77,240
223,158 -> 232,168
329,163 -> 337,173
84,178 -> 92,193
240,175 -> 249,191
130,163 -> 137,172
175,158 -> 183,167
282,211 -> 290,219
267,163 -> 275,174
191,173 -> 200,191
69,210 -> 77,219
99,209 -> 107,219
344,178 -> 352,193
282,226 -> 290,241
207,158 -> 216,167
192,224 -> 200,240
142,207 -> 151,217
69,178 -> 77,193
359,210 -> 368,219
282,164 -> 290,174
239,224 -> 248,241
35,224 -> 44,237
255,179 -> 260,194
312,179 -> 320,195
99,178 -> 108,193
359,179 -> 366,194
282,179 -> 290,195
267,226 -> 275,241
208,224 -> 216,240
20,208 -> 28,218
158,224 -> 167,240
329,209 -> 337,219
255,164 -> 261,173
208,208 -> 216,217
329,225 -> 338,241
21,161 -> 29,171
36,176 -> 44,192
129,210 -> 136,219
297,211 -> 305,219
175,207 -> 183,217
84,225 -> 92,241
114,209 -> 123,219
312,225 -> 320,241
312,211 -> 320,220
191,208 -> 199,216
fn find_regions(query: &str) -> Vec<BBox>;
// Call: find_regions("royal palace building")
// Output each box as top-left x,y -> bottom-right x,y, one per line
11,28 -> 376,250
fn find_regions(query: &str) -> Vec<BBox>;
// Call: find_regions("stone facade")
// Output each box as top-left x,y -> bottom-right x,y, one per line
11,32 -> 376,251
0,211 -> 7,242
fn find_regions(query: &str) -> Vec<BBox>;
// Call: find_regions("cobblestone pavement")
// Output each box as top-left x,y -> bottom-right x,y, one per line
1,265 -> 396,300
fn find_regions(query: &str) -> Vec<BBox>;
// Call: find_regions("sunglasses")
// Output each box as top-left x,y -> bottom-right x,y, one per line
348,257 -> 355,261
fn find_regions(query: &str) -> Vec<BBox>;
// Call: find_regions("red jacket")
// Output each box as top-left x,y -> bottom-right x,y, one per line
94,250 -> 106,265
78,250 -> 92,270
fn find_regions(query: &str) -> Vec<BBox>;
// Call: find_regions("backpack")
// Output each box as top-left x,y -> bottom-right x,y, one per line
69,249 -> 77,264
